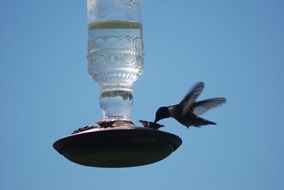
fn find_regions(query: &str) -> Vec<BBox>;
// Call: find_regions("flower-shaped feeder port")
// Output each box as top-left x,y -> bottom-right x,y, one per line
53,120 -> 182,168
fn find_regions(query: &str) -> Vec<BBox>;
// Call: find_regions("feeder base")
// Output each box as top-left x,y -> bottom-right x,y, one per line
53,127 -> 182,168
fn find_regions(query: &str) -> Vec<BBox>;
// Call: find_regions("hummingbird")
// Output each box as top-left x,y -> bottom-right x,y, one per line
154,82 -> 226,128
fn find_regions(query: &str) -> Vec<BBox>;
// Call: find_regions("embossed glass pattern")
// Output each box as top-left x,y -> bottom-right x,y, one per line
87,0 -> 144,120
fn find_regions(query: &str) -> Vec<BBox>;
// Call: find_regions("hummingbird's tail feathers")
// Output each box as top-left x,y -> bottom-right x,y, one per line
193,97 -> 226,116
192,117 -> 216,127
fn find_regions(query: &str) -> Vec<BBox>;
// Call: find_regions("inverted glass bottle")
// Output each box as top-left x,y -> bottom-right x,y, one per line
87,0 -> 144,120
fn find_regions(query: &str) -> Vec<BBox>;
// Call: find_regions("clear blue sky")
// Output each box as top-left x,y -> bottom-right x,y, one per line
1,0 -> 284,189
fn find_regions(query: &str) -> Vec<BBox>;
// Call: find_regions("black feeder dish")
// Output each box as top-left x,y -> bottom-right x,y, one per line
53,127 -> 182,168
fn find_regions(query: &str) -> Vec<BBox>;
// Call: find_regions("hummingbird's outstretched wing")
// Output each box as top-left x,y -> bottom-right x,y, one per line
180,82 -> 205,115
193,97 -> 226,116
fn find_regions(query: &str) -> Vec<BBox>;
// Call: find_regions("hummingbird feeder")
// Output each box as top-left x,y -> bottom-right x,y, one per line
53,0 -> 182,168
